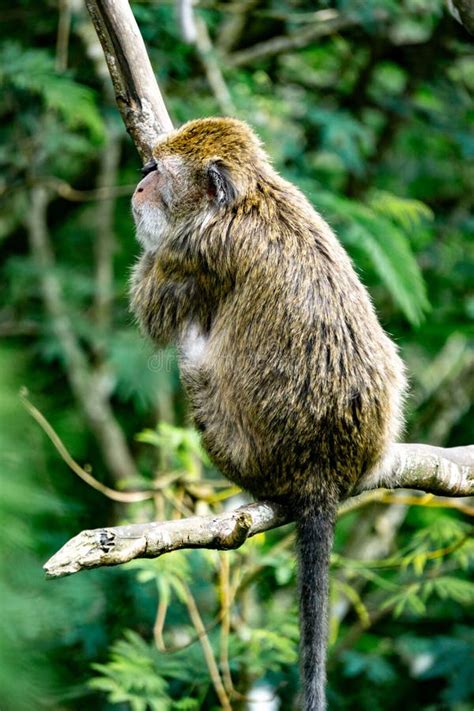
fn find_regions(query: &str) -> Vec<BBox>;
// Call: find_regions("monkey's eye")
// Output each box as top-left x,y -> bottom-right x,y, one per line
141,159 -> 158,177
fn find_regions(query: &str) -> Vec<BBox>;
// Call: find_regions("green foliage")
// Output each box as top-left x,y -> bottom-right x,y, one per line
90,630 -> 202,711
108,332 -> 177,412
137,422 -> 211,473
315,190 -> 431,324
309,107 -> 372,175
0,43 -> 104,140
368,190 -> 434,233
232,624 -> 299,675
341,649 -> 397,685
0,0 -> 472,709
398,627 -> 474,705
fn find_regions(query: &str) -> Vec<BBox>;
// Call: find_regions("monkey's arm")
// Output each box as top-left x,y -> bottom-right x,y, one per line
130,252 -> 199,346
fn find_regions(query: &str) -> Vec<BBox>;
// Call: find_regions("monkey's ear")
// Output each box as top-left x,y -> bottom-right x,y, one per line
207,160 -> 238,207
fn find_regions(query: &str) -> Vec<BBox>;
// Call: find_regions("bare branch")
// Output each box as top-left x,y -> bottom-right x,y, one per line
194,15 -> 236,116
55,0 -> 72,72
42,176 -> 133,202
182,582 -> 232,711
446,0 -> 474,34
44,501 -> 288,578
216,0 -> 257,54
84,0 -> 173,158
226,10 -> 387,68
358,443 -> 474,497
177,0 -> 198,44
44,443 -> 473,578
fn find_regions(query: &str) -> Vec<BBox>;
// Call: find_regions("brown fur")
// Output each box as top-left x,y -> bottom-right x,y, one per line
129,117 -> 406,710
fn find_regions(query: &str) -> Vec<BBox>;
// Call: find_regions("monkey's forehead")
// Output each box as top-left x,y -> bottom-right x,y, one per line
152,117 -> 263,163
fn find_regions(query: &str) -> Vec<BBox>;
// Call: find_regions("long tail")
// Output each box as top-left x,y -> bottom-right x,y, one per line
296,495 -> 338,711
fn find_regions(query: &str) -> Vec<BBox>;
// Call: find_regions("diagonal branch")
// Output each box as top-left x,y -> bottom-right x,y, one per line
447,0 -> 474,34
44,501 -> 288,578
44,443 -> 474,579
84,0 -> 173,158
226,9 -> 388,68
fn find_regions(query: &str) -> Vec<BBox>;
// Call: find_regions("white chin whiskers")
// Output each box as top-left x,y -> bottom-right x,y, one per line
133,205 -> 169,253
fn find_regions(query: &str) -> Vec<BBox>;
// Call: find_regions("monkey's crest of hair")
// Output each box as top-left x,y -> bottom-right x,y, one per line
154,117 -> 267,167
152,117 -> 271,206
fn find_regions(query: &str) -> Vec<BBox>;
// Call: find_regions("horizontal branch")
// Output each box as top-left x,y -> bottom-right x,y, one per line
354,443 -> 474,497
44,443 -> 473,579
44,501 -> 289,578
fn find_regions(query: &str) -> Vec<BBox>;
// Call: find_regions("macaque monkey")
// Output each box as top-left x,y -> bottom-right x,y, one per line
130,117 -> 406,711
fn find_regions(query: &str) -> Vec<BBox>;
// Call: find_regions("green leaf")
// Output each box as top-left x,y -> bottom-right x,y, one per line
421,577 -> 474,606
315,191 -> 430,324
368,190 -> 434,232
0,43 -> 104,140
136,421 -> 211,471
346,215 -> 430,325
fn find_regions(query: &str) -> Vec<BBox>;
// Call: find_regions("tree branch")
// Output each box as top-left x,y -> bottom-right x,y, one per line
84,0 -> 173,158
44,501 -> 289,578
194,15 -> 236,116
447,0 -> 474,35
44,443 -> 473,579
226,9 -> 388,68
354,443 -> 474,497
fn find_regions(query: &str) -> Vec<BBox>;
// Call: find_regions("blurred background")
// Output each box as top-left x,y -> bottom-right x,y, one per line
0,1 -> 473,709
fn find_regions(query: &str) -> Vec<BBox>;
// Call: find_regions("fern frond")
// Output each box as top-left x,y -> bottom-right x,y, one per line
368,190 -> 434,232
0,43 -> 104,139
316,191 -> 430,324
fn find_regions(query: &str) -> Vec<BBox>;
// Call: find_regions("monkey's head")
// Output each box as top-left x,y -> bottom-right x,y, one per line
132,117 -> 268,252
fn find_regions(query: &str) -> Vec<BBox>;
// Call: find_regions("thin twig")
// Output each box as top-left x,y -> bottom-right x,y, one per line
378,491 -> 474,516
37,177 -> 133,202
55,0 -> 72,72
226,10 -> 388,68
194,15 -> 236,116
21,390 -> 154,502
183,582 -> 232,711
219,552 -> 234,696
153,590 -> 169,651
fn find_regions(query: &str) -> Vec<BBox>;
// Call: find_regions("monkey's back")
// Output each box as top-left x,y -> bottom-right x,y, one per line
178,180 -> 406,503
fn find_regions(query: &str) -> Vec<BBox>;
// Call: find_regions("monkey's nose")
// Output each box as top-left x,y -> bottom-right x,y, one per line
132,185 -> 146,208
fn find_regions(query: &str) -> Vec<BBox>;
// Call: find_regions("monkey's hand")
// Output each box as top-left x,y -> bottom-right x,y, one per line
130,252 -> 198,347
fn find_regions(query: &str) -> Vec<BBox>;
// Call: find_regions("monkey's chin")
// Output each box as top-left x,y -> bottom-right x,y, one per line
135,227 -> 162,253
133,208 -> 169,253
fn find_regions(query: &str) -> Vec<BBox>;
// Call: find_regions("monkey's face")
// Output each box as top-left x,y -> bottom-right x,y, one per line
133,153 -> 220,252
132,121 -> 260,252
132,156 -> 184,252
